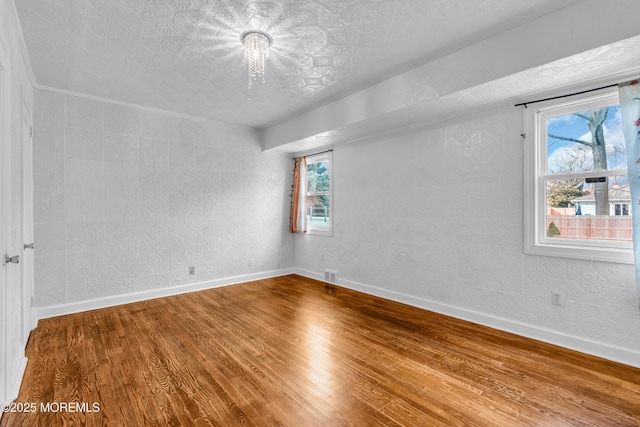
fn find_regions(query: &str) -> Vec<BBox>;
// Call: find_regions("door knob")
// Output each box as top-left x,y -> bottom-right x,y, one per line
4,254 -> 20,265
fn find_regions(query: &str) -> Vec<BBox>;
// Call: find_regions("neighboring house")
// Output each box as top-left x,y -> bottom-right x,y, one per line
571,184 -> 631,216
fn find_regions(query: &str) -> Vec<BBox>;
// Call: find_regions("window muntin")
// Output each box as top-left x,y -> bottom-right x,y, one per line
525,89 -> 633,263
305,152 -> 332,235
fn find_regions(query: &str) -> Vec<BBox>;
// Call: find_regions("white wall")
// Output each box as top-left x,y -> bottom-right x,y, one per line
294,106 -> 640,367
32,90 -> 293,314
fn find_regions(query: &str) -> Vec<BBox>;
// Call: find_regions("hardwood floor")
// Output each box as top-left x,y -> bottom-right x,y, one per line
2,274 -> 639,426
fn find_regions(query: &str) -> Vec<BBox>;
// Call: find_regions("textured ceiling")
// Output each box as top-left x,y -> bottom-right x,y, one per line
14,0 -> 579,128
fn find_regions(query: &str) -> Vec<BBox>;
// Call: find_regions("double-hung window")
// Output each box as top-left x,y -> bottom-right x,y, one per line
305,152 -> 332,236
524,88 -> 633,263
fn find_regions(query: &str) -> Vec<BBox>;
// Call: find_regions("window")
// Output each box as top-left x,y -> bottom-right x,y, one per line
524,88 -> 633,263
614,203 -> 629,216
305,152 -> 332,235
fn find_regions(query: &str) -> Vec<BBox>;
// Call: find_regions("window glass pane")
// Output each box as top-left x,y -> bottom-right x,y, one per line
545,179 -> 632,242
546,105 -> 626,173
307,195 -> 330,227
307,161 -> 330,193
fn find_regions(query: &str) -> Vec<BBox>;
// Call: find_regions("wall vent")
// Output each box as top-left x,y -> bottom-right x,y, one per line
324,269 -> 337,284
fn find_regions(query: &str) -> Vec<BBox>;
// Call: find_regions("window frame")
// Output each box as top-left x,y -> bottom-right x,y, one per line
524,88 -> 633,264
305,151 -> 333,236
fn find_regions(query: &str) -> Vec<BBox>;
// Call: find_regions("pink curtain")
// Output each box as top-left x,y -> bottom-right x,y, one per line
289,157 -> 307,233
619,79 -> 640,310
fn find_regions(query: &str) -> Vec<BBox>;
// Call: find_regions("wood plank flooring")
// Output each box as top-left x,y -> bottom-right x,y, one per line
2,274 -> 639,426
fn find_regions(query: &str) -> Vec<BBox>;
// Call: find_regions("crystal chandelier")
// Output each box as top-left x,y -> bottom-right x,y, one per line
241,31 -> 272,94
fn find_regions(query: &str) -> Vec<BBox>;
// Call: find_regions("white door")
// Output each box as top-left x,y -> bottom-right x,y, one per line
1,57 -> 27,404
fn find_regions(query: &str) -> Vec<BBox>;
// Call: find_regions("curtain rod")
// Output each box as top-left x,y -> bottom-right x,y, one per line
295,148 -> 333,158
514,83 -> 618,108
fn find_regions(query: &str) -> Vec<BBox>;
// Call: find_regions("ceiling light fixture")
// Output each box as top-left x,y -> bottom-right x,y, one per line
241,31 -> 272,97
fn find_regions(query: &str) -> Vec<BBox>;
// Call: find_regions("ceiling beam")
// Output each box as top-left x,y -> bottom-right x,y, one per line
263,0 -> 640,153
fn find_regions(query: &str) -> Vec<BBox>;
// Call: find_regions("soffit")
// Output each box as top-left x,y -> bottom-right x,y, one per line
272,34 -> 640,153
14,0 -> 578,128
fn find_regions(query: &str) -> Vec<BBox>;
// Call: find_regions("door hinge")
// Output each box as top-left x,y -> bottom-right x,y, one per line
29,126 -> 33,138
4,254 -> 20,265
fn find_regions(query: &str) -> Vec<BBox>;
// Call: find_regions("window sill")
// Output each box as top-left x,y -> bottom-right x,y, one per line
525,240 -> 634,264
305,227 -> 332,237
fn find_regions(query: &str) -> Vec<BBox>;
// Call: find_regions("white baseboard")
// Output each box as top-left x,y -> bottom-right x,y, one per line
294,268 -> 640,369
36,268 -> 295,320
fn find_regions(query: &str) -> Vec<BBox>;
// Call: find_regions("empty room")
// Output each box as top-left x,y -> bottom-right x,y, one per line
1,0 -> 640,425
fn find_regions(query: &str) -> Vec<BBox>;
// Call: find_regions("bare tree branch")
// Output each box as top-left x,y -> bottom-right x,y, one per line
548,134 -> 592,147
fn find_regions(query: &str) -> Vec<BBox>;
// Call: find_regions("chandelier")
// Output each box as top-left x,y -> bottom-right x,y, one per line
241,31 -> 272,95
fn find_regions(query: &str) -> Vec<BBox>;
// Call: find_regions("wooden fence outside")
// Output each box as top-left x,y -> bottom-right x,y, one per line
547,215 -> 632,242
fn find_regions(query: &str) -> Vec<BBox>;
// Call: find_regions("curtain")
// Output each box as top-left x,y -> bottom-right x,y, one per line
289,156 -> 307,233
619,79 -> 640,310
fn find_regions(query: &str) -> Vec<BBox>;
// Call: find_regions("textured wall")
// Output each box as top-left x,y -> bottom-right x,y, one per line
33,90 -> 293,307
294,106 -> 640,357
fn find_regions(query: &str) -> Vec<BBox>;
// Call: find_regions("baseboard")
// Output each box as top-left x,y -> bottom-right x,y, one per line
294,268 -> 640,369
36,268 -> 295,320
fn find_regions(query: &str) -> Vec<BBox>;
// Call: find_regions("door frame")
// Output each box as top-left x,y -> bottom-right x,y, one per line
21,89 -> 35,340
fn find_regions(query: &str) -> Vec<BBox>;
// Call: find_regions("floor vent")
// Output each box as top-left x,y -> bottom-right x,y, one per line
324,269 -> 337,284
